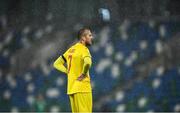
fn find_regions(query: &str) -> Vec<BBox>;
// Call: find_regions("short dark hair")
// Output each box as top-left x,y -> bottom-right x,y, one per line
77,27 -> 91,40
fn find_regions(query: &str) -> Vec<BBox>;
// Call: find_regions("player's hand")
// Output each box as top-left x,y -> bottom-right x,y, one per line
77,74 -> 86,81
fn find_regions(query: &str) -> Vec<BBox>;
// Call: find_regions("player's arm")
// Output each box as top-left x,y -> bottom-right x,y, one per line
82,56 -> 92,75
77,56 -> 92,81
53,55 -> 68,74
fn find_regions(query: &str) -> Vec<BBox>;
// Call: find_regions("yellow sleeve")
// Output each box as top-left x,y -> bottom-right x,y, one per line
82,48 -> 91,59
82,57 -> 92,75
82,48 -> 92,75
53,56 -> 67,74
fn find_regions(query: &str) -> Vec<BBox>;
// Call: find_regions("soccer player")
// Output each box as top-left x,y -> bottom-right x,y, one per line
53,27 -> 93,112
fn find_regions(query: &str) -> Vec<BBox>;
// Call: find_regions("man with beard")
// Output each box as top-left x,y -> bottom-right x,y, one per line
54,27 -> 93,112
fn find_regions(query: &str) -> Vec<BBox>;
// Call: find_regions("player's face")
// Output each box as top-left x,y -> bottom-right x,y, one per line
84,30 -> 93,46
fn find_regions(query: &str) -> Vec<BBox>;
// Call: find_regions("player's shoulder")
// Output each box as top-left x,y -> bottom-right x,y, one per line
73,42 -> 83,49
68,42 -> 90,53
66,43 -> 77,51
82,46 -> 91,56
80,45 -> 90,53
63,45 -> 73,55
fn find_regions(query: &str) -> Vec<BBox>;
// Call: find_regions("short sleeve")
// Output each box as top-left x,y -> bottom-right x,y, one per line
62,49 -> 69,62
82,48 -> 91,59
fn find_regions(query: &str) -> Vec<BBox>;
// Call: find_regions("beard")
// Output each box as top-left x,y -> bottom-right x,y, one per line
85,40 -> 93,46
85,43 -> 91,46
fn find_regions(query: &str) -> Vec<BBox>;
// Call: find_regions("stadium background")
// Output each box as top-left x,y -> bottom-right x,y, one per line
0,0 -> 180,112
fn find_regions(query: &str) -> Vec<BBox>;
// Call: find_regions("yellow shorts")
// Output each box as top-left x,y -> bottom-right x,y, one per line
69,92 -> 92,113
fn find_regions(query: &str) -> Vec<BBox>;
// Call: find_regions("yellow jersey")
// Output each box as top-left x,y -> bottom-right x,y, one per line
63,42 -> 92,94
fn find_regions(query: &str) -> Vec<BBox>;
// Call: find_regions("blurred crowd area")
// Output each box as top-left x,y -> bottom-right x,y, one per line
0,0 -> 180,112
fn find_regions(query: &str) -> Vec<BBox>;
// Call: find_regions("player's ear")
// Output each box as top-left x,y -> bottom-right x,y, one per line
81,36 -> 86,41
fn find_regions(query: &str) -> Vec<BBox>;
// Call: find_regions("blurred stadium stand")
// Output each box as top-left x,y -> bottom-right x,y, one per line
0,0 -> 180,112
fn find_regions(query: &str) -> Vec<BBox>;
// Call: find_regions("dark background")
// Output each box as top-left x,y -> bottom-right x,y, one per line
0,0 -> 180,112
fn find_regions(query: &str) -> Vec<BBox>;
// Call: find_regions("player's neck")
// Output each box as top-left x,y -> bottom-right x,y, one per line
79,40 -> 86,46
